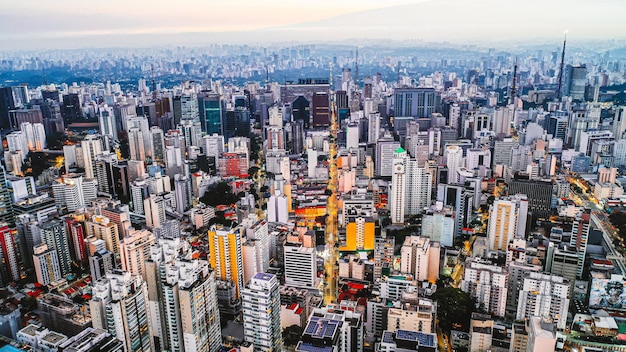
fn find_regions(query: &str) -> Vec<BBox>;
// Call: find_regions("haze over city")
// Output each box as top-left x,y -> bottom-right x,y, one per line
1,0 -> 625,50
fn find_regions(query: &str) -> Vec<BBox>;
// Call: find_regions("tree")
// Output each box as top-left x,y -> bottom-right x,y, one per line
199,182 -> 239,207
283,325 -> 304,347
431,287 -> 473,332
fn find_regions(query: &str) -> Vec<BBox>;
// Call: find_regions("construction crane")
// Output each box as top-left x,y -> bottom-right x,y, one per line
323,62 -> 340,305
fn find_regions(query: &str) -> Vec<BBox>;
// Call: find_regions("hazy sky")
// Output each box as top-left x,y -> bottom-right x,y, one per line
1,0 -> 625,50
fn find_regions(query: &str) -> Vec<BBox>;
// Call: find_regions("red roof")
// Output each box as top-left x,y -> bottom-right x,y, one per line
295,307 -> 304,315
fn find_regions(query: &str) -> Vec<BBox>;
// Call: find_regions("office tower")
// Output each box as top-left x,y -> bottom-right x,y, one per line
461,258 -> 508,317
173,92 -> 199,126
39,219 -> 72,276
61,93 -> 82,124
296,306 -> 363,352
516,272 -> 570,330
546,113 -> 568,140
508,177 -> 553,221
174,174 -> 192,214
394,87 -> 436,118
95,151 -> 118,197
445,145 -> 463,184
90,270 -> 153,352
65,217 -> 88,267
283,242 -> 317,289
568,106 -> 600,150
223,108 -> 251,140
242,273 -> 282,352
0,166 -> 13,227
487,195 -> 529,251
86,216 -> 120,256
0,225 -> 20,283
437,183 -> 475,238
120,229 -> 155,281
208,225 -> 244,297
400,236 -> 440,282
492,137 -> 519,169
33,244 -> 62,285
612,107 -> 626,140
130,179 -> 150,215
149,127 -> 165,165
179,119 -> 202,148
563,64 -> 587,101
198,92 -> 224,135
144,194 -> 166,229
376,135 -> 400,177
79,134 -> 103,179
570,212 -> 591,279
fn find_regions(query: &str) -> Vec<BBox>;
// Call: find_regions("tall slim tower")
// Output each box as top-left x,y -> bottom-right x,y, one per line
242,273 -> 282,352
509,59 -> 518,105
556,32 -> 567,100
324,64 -> 339,305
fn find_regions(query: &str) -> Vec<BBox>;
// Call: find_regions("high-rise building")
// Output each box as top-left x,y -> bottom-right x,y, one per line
39,219 -> 72,276
516,272 -> 570,330
508,177 -> 553,221
128,127 -> 146,161
570,211 -> 591,279
311,92 -> 330,127
208,225 -> 244,298
445,145 -> 463,184
242,273 -> 282,352
390,148 -> 407,224
487,195 -> 529,251
33,243 -> 62,286
120,229 -> 155,281
0,166 -> 14,226
376,135 -> 400,177
86,216 -> 120,256
563,64 -> 587,101
0,224 -> 19,283
81,134 -> 104,179
283,242 -> 317,289
65,217 -> 88,267
95,151 -> 118,197
90,270 -> 153,352
52,174 -> 98,213
144,194 -> 166,229
461,258 -> 508,317
399,236 -> 440,282
198,92 -> 224,135
394,87 -> 436,118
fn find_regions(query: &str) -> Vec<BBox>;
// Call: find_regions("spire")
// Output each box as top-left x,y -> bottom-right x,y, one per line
556,31 -> 567,100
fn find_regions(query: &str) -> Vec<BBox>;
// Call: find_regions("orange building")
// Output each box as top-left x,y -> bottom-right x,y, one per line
339,216 -> 375,252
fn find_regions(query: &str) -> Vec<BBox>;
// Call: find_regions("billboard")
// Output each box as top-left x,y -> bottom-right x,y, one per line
589,275 -> 626,310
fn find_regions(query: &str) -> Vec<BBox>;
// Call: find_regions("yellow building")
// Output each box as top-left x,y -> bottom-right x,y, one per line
85,215 -> 120,255
340,216 -> 375,252
208,225 -> 244,298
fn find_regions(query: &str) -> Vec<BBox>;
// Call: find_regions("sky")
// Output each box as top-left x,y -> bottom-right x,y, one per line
1,0 -> 625,50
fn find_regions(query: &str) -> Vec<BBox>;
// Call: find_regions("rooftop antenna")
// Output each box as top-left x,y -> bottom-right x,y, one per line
556,31 -> 567,101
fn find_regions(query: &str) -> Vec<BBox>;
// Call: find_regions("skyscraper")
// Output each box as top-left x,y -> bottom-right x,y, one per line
81,134 -> 104,179
198,92 -> 224,135
394,87 -> 436,118
0,224 -> 20,283
242,273 -> 282,352
32,244 -> 62,286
